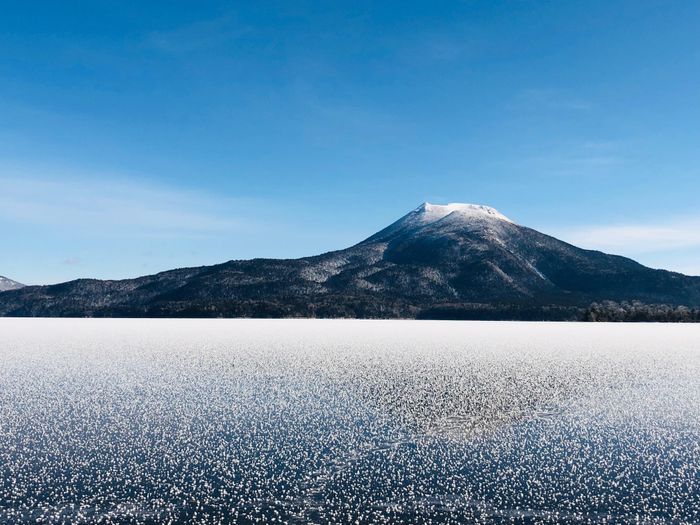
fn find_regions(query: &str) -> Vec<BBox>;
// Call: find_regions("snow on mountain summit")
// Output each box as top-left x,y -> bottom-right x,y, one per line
417,202 -> 513,224
362,202 -> 514,244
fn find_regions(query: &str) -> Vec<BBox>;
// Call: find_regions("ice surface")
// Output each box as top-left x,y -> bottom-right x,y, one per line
0,319 -> 699,524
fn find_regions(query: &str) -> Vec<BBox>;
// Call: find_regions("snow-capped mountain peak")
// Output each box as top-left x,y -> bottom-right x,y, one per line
417,202 -> 513,224
362,202 -> 515,244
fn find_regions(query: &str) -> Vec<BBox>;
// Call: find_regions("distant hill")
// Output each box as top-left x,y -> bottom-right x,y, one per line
0,276 -> 24,292
1,203 -> 699,319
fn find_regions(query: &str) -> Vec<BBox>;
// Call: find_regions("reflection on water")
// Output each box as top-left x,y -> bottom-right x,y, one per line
1,319 -> 699,524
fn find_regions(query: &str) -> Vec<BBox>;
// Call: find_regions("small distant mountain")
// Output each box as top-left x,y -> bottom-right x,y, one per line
1,203 -> 699,319
0,276 -> 24,292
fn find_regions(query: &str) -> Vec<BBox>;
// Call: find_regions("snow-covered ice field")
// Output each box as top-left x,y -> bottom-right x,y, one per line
1,319 -> 699,524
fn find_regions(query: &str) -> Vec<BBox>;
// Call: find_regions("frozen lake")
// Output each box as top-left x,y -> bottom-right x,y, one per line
1,319 -> 699,524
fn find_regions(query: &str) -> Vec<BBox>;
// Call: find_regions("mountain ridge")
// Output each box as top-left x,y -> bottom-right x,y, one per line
2,203 -> 699,319
0,276 -> 24,292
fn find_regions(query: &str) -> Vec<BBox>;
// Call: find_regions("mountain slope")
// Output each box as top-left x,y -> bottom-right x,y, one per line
1,203 -> 699,319
0,276 -> 24,292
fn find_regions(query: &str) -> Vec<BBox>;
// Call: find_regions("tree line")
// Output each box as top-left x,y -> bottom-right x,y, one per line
583,300 -> 700,322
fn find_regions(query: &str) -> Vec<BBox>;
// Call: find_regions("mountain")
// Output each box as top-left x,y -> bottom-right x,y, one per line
1,203 -> 699,319
0,276 -> 24,292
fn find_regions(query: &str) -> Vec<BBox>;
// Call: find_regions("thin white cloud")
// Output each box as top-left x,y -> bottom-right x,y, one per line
546,216 -> 700,276
506,140 -> 627,178
0,167 -> 259,238
528,153 -> 624,170
554,216 -> 700,254
515,88 -> 593,111
662,262 -> 700,277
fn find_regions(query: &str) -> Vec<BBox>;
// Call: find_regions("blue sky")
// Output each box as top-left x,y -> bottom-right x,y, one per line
1,1 -> 699,284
